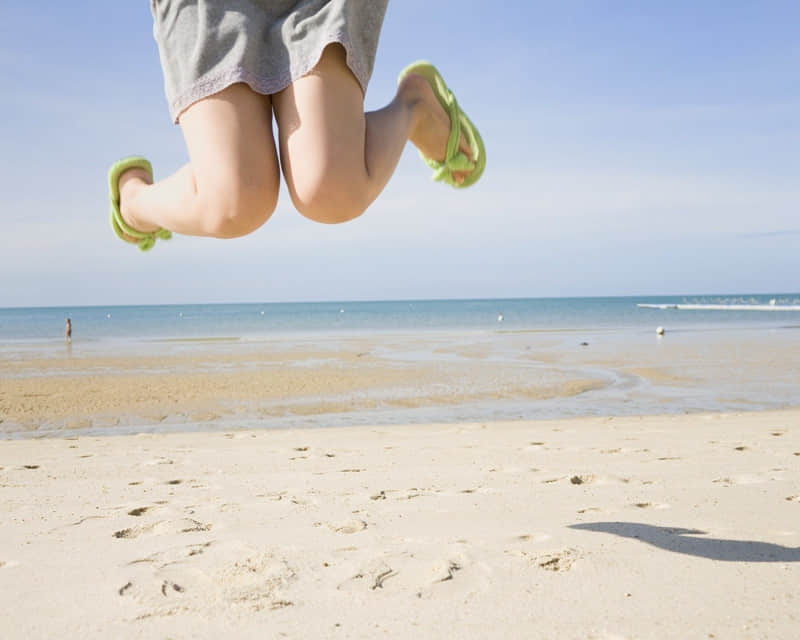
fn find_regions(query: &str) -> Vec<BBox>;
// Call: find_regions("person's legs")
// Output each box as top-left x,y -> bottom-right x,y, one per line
119,83 -> 281,239
272,44 -> 473,224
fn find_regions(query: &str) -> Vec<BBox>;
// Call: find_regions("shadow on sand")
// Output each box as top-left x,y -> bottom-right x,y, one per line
570,522 -> 800,562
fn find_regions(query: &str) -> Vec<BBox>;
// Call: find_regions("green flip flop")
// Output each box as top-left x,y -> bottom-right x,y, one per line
398,61 -> 486,188
109,156 -> 172,251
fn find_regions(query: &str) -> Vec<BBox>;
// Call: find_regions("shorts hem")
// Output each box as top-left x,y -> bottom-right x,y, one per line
169,34 -> 372,124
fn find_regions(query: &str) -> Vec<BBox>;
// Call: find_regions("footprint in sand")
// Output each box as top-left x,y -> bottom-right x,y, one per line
336,558 -> 412,591
511,532 -> 551,544
713,474 -> 772,486
217,553 -> 297,609
632,502 -> 670,510
504,533 -> 555,561
534,549 -> 580,572
338,560 -> 396,592
128,541 -> 214,568
524,442 -> 546,452
328,520 -> 367,534
555,473 -> 627,486
435,561 -> 462,583
114,523 -> 157,539
142,457 -> 174,466
122,547 -> 296,614
113,518 -> 211,539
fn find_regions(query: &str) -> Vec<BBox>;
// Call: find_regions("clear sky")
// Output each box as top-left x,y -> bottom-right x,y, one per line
1,1 -> 798,307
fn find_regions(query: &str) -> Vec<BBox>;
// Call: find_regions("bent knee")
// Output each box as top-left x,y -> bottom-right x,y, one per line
199,184 -> 278,238
296,197 -> 367,225
290,177 -> 370,225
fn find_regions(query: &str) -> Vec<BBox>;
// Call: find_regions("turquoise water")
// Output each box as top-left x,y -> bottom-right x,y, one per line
2,294 -> 800,348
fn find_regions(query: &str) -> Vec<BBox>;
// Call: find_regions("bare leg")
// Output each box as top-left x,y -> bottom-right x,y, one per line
119,83 -> 281,239
272,44 -> 472,224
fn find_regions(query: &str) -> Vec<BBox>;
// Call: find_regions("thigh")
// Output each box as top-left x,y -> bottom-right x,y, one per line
178,83 -> 280,200
271,44 -> 367,197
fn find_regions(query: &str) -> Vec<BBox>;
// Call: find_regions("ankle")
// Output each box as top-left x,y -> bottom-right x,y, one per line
401,73 -> 453,150
397,73 -> 429,130
119,169 -> 157,232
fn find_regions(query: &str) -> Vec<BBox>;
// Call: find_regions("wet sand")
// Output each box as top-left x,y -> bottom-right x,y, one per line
2,328 -> 799,436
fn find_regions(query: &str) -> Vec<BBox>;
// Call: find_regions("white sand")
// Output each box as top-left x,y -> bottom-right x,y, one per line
2,411 -> 799,638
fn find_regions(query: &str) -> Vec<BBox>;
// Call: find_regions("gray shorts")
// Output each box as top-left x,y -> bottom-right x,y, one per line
150,0 -> 389,122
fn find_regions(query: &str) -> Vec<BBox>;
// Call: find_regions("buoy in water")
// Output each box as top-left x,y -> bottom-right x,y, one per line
656,326 -> 665,335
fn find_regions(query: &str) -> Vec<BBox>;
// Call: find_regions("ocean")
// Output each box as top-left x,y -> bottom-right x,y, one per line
2,294 -> 800,349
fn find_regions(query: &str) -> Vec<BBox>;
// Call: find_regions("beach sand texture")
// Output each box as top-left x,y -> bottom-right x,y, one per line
3,329 -> 799,435
1,411 -> 799,638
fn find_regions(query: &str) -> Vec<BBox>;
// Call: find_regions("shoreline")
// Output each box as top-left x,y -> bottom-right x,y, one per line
4,327 -> 800,439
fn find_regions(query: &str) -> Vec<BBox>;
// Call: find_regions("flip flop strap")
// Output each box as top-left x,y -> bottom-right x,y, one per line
426,75 -> 477,186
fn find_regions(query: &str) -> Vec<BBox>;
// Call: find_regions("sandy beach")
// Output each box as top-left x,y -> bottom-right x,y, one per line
1,410 -> 798,638
2,327 -> 799,638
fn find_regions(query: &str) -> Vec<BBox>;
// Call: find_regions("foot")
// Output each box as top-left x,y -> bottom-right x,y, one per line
399,73 -> 475,185
118,168 -> 159,237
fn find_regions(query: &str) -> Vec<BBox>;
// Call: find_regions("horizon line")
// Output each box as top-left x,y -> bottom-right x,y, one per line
2,291 -> 799,311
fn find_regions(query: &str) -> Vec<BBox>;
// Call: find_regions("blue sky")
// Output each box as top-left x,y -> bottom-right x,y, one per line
1,1 -> 798,306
